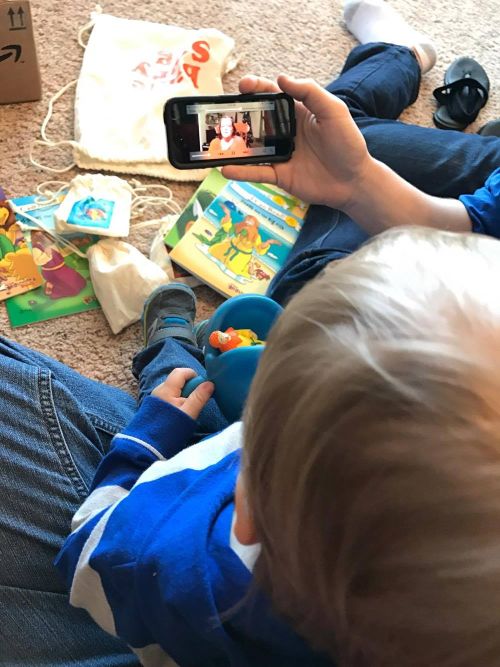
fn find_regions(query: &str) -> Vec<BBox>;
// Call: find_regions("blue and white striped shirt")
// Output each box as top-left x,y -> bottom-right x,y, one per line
55,395 -> 333,667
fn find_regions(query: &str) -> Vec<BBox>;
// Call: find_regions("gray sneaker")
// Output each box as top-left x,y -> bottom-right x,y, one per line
142,283 -> 197,348
193,318 -> 210,349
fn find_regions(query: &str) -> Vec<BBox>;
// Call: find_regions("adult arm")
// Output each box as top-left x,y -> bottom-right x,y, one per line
342,156 -> 472,235
221,76 -> 498,237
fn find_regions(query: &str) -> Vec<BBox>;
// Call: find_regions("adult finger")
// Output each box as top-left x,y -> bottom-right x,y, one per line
239,75 -> 281,95
222,164 -> 277,184
277,74 -> 345,120
181,381 -> 214,420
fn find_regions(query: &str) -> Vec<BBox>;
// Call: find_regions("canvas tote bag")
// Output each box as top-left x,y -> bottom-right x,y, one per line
32,10 -> 236,181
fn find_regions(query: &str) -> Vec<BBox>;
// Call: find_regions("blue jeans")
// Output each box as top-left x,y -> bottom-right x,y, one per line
0,337 -> 216,666
268,43 -> 500,305
2,42 -> 499,666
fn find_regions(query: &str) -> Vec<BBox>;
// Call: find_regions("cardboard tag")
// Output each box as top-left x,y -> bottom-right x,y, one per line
0,0 -> 41,104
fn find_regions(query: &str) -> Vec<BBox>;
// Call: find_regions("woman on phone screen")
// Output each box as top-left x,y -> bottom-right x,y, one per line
208,115 -> 248,157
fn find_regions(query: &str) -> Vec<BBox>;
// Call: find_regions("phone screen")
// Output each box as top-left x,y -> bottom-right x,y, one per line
165,93 -> 295,169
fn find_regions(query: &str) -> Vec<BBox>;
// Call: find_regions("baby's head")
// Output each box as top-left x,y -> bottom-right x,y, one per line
236,227 -> 500,666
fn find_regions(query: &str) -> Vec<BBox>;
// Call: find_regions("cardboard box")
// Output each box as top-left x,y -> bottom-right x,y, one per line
0,0 -> 41,103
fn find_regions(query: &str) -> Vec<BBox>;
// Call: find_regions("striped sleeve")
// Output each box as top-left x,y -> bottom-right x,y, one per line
55,394 -> 197,586
54,395 -> 199,656
69,395 -> 196,532
55,410 -> 244,665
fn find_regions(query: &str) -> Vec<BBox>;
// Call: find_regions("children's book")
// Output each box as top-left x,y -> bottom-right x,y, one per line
0,200 -> 43,301
6,194 -> 100,328
167,169 -> 308,297
164,170 -> 229,288
165,169 -> 228,248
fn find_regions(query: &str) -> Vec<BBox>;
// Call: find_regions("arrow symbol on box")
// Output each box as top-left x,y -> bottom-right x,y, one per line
7,8 -> 15,27
17,6 -> 24,26
0,44 -> 22,62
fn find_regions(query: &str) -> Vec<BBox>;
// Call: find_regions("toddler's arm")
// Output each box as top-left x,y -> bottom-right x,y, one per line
70,369 -> 213,529
56,369 -> 241,664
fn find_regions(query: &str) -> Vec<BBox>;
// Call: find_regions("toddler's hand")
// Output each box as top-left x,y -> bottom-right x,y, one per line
152,368 -> 214,420
222,74 -> 371,212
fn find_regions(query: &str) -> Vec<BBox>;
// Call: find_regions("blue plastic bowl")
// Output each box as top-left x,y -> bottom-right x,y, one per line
183,293 -> 283,423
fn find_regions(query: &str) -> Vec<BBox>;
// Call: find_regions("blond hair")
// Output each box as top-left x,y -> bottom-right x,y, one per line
243,227 -> 500,667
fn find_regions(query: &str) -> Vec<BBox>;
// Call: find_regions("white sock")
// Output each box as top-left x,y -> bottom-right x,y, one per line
343,0 -> 437,74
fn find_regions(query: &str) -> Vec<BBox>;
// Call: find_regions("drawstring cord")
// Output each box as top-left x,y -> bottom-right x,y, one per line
129,181 -> 182,229
29,80 -> 79,174
29,5 -> 103,173
10,177 -> 181,258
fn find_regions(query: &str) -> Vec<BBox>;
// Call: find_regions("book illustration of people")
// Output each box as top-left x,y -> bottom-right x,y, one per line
5,194 -> 101,327
6,230 -> 99,327
0,200 -> 43,301
30,231 -> 87,299
169,174 -> 309,298
193,201 -> 282,283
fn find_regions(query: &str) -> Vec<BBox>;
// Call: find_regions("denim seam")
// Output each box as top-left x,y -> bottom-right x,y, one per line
37,369 -> 89,500
0,583 -> 69,596
85,412 -> 124,437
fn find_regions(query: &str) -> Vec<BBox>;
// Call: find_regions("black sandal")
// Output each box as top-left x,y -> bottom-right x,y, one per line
433,57 -> 490,131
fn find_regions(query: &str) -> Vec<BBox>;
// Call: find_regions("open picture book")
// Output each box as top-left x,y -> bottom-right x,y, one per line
165,169 -> 309,298
6,193 -> 100,327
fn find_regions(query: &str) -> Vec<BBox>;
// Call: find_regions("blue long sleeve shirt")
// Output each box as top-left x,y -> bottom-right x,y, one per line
460,167 -> 500,237
55,395 -> 333,667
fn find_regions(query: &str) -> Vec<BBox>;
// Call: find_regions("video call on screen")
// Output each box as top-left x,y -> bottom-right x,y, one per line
170,98 -> 292,162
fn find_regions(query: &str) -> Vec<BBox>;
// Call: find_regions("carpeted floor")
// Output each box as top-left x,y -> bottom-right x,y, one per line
1,0 -> 498,394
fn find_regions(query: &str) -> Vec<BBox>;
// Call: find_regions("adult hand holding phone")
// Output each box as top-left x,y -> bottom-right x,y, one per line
222,75 -> 371,213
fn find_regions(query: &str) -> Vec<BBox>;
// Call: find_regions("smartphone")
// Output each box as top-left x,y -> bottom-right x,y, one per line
164,92 -> 296,170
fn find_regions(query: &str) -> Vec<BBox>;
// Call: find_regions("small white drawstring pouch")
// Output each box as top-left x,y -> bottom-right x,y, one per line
55,174 -> 133,237
85,179 -> 182,334
31,9 -> 236,181
87,239 -> 170,334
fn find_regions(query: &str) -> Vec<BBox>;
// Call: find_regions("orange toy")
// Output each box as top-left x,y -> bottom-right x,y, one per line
208,327 -> 264,353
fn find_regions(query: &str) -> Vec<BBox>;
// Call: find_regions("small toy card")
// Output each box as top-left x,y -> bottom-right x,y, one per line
12,189 -> 67,232
0,200 -> 43,301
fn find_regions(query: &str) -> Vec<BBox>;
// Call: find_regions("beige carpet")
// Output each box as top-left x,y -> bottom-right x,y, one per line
1,0 -> 498,394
